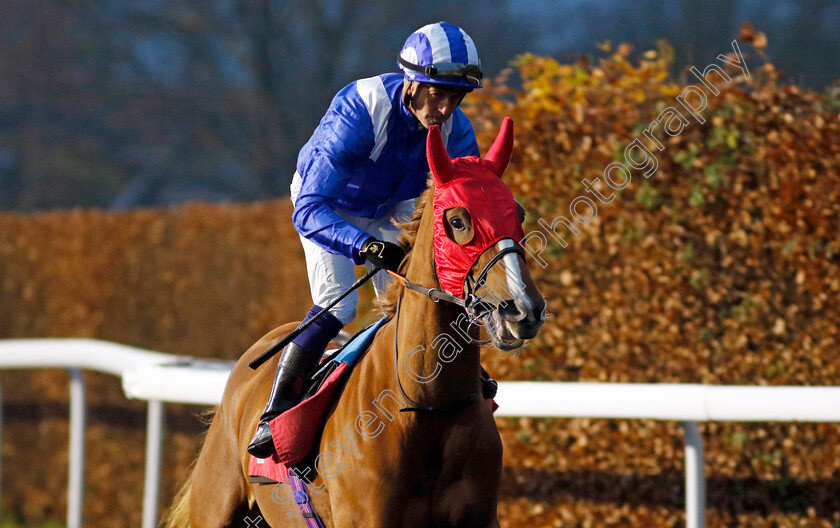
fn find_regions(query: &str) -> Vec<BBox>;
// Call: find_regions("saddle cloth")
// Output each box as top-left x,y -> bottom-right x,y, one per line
248,316 -> 498,484
249,317 -> 388,483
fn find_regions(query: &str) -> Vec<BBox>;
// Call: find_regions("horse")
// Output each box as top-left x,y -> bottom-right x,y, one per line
165,117 -> 545,528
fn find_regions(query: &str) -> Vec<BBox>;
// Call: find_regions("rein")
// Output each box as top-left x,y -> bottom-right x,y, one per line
388,241 -> 524,413
393,295 -> 479,413
386,270 -> 472,307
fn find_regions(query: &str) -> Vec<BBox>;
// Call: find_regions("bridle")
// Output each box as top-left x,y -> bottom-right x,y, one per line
388,242 -> 524,323
388,240 -> 524,413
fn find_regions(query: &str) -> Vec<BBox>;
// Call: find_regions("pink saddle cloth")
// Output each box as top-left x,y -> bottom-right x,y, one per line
248,359 -> 353,481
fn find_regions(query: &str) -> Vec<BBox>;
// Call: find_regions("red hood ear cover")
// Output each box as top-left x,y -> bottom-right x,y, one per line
427,118 -> 525,298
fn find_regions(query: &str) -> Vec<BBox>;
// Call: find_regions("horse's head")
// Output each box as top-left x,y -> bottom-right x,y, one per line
427,117 -> 546,351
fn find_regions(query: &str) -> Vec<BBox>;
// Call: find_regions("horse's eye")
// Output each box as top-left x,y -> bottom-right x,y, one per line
450,217 -> 466,231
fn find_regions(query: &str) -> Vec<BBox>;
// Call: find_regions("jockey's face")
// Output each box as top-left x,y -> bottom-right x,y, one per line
405,81 -> 468,129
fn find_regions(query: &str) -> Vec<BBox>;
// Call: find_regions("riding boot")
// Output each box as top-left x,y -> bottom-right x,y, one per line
248,304 -> 344,458
247,342 -> 322,458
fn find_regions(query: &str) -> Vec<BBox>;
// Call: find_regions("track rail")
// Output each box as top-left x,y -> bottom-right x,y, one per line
4,338 -> 840,528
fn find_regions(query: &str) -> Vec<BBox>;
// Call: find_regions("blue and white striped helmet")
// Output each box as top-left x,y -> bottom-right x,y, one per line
398,22 -> 483,89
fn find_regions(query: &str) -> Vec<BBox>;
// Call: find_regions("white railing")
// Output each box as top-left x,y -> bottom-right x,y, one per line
3,339 -> 840,528
0,339 -> 177,528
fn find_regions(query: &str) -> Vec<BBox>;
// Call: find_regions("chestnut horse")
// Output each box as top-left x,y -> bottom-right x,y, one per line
165,117 -> 545,527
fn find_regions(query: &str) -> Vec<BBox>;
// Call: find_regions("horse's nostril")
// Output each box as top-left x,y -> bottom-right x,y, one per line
498,296 -> 547,327
498,299 -> 525,322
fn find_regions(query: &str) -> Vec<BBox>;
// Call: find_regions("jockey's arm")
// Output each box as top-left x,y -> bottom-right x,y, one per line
292,95 -> 377,265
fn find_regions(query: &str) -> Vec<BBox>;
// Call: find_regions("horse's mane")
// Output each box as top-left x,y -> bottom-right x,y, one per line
375,178 -> 434,317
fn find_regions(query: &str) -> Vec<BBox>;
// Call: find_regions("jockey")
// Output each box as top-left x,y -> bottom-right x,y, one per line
248,21 -> 484,458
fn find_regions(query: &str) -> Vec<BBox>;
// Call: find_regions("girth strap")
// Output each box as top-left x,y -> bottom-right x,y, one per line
287,468 -> 326,527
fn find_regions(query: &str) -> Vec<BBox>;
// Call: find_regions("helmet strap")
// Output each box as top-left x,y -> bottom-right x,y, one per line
402,80 -> 422,125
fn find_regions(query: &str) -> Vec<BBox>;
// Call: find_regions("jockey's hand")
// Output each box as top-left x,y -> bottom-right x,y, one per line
360,238 -> 406,273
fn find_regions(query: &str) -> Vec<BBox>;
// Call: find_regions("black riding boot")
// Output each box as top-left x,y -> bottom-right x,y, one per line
247,342 -> 321,458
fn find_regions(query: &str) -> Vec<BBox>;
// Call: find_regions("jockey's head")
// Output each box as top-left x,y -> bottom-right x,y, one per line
398,22 -> 483,129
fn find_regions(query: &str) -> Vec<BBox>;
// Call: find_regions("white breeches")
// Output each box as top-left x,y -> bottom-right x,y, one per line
290,172 -> 415,325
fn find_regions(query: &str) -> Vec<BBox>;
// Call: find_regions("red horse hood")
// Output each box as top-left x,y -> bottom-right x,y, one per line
427,117 -> 525,298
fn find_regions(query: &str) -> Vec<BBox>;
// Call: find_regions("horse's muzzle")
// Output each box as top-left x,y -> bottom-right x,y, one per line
498,295 -> 545,341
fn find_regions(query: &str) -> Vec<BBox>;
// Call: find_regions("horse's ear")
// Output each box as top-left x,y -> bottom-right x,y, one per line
427,124 -> 455,185
484,116 -> 514,177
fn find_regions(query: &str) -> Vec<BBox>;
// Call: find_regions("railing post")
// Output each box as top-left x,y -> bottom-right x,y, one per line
680,421 -> 705,528
67,369 -> 86,528
142,400 -> 165,528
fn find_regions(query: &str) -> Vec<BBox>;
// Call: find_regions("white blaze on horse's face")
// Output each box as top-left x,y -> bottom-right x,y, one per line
426,117 -> 546,351
472,240 -> 546,351
496,239 -> 530,312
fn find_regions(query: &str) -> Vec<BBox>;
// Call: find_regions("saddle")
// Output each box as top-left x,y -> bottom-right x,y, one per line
248,317 -> 498,484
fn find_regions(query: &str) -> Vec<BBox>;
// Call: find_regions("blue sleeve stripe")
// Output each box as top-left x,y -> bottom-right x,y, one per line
355,76 -> 391,162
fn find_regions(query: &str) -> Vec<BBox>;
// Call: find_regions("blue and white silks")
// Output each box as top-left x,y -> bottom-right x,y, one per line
292,73 -> 479,264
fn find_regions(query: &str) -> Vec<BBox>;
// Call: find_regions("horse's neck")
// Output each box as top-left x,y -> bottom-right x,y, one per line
392,198 -> 482,408
394,288 -> 481,408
